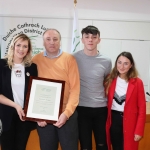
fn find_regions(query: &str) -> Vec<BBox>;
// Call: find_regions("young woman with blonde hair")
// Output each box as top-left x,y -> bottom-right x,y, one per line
0,34 -> 37,150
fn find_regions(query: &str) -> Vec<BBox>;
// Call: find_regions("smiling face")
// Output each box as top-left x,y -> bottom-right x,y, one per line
13,38 -> 29,63
117,56 -> 132,79
43,30 -> 61,57
82,33 -> 100,54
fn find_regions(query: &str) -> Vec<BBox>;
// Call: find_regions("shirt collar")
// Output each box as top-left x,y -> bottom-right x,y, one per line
43,49 -> 62,58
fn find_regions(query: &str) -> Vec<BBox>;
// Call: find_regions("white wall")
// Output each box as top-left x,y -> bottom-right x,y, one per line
1,0 -> 150,100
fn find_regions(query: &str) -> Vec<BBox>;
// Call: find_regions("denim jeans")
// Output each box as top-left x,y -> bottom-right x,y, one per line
77,106 -> 108,150
110,110 -> 124,150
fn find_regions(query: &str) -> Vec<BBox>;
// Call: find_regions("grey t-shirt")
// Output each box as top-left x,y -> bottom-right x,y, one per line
73,50 -> 112,107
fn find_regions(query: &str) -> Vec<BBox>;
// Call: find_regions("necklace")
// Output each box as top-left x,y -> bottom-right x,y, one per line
15,70 -> 22,77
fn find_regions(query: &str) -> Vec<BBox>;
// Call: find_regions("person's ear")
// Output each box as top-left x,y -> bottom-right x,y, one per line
98,38 -> 101,44
81,38 -> 84,44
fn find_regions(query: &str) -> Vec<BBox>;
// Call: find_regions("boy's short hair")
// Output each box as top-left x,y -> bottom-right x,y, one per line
81,25 -> 100,37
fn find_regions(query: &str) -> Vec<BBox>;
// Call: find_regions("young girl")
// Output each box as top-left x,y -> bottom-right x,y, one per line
0,34 -> 38,150
105,51 -> 146,150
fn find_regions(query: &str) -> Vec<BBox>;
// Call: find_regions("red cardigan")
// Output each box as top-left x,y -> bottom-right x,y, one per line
106,77 -> 146,150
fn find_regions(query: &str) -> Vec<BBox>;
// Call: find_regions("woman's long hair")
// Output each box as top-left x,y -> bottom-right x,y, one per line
105,51 -> 138,94
5,34 -> 32,68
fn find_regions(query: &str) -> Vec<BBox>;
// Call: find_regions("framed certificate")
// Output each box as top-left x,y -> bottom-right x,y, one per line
23,76 -> 65,123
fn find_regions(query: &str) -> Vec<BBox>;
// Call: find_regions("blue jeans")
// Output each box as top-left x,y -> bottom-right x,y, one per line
77,106 -> 108,150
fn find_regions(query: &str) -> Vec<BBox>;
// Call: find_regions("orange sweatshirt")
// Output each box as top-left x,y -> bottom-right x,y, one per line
32,52 -> 80,118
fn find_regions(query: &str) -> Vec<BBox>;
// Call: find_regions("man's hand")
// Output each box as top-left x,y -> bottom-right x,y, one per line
37,121 -> 47,127
53,113 -> 68,128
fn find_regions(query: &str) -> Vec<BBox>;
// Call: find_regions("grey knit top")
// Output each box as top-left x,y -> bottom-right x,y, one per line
73,50 -> 112,107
